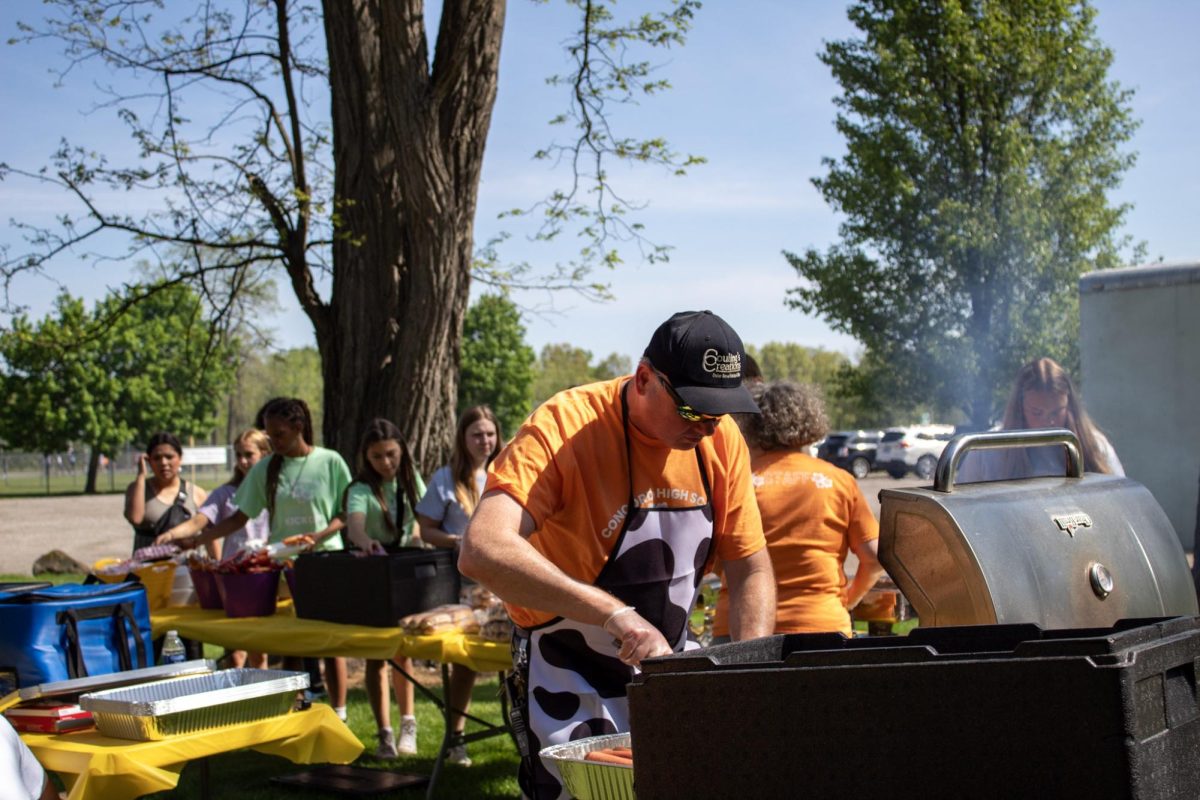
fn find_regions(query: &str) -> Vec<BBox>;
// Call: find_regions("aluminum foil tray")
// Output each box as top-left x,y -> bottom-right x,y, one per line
540,732 -> 634,800
17,660 -> 216,702
79,668 -> 308,740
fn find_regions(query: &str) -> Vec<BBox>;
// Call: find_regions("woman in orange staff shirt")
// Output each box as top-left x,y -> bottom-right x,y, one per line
714,380 -> 884,637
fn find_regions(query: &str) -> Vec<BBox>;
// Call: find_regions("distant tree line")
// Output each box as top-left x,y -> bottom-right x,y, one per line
0,286 -> 239,492
4,1 -> 1141,446
1,283 -> 952,495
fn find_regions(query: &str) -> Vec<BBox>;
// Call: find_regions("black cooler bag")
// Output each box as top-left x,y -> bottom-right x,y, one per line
0,581 -> 154,691
292,547 -> 459,628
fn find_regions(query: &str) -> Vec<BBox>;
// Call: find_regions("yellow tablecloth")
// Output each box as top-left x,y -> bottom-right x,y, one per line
152,601 -> 405,660
151,603 -> 513,672
22,704 -> 361,800
442,634 -> 512,673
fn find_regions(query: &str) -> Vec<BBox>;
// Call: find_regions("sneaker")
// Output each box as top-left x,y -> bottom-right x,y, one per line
374,729 -> 398,759
447,744 -> 472,766
397,715 -> 418,755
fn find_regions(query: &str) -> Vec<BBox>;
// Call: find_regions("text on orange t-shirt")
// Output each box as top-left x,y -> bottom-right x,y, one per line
485,377 -> 765,628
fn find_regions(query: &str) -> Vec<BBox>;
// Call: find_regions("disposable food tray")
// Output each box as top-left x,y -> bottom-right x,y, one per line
79,668 -> 308,740
540,732 -> 634,800
17,659 -> 215,702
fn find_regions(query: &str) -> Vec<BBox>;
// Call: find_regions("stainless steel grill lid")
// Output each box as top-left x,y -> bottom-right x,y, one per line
878,429 -> 1198,628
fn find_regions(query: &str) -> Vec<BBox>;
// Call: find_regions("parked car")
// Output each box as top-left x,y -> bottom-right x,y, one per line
817,429 -> 884,479
875,424 -> 957,480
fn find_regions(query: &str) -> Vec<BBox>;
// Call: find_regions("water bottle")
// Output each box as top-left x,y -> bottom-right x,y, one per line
160,630 -> 186,665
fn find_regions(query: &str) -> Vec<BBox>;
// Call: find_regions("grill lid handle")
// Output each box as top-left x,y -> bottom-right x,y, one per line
934,428 -> 1083,493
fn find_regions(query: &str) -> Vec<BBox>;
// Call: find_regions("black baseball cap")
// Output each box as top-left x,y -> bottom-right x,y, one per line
643,310 -> 760,415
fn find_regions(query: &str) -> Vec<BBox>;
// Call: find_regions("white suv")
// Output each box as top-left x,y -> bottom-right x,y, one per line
875,425 -> 957,480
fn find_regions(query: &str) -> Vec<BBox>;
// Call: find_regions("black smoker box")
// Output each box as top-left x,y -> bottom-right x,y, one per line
291,547 -> 459,628
627,617 -> 1200,800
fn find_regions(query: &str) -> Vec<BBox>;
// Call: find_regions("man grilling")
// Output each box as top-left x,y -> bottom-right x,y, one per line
460,310 -> 776,799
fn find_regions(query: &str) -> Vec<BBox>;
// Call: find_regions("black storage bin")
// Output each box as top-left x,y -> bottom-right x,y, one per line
291,548 -> 459,628
627,617 -> 1200,800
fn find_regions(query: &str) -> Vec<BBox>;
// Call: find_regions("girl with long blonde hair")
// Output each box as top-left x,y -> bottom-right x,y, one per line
415,405 -> 502,766
960,357 -> 1124,481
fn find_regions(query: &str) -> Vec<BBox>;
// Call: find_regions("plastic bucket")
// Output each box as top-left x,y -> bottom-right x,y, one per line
130,562 -> 176,611
190,568 -> 224,610
216,571 -> 280,618
92,558 -> 130,584
168,563 -> 197,607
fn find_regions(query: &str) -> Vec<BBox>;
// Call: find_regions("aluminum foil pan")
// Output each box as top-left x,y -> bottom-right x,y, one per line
17,659 -> 216,702
80,668 -> 308,740
540,732 -> 634,800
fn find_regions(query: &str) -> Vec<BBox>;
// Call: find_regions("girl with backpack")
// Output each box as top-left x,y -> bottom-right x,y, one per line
126,432 -> 208,555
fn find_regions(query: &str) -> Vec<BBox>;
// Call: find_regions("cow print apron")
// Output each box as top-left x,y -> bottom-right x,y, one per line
512,386 -> 715,799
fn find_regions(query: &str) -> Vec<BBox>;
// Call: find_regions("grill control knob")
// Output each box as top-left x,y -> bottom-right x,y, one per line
1089,563 -> 1114,599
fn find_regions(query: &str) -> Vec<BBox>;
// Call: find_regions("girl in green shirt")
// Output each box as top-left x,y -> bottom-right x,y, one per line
164,397 -> 353,721
344,418 -> 426,758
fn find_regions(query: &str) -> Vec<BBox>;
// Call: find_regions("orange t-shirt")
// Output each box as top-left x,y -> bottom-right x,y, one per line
485,377 -> 765,628
713,449 -> 878,636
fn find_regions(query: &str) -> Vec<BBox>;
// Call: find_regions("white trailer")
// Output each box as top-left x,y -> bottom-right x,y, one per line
1080,261 -> 1200,552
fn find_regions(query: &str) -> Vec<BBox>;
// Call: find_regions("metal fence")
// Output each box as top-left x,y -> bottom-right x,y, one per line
1,444 -> 234,494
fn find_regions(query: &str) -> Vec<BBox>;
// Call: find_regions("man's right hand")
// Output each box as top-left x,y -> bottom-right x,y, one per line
606,609 -> 672,668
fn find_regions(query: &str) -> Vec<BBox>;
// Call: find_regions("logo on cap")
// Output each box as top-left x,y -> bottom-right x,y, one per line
702,348 -> 741,378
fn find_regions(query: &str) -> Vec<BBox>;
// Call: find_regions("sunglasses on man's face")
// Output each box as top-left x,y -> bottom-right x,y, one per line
652,369 -> 723,423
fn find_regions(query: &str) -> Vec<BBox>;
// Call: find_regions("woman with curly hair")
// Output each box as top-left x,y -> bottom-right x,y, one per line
958,357 -> 1124,482
713,381 -> 884,637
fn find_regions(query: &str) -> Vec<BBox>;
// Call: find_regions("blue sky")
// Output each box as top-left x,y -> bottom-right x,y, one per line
1,1 -> 1197,365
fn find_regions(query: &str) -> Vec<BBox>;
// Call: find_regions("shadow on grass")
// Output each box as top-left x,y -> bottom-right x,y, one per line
143,681 -> 521,799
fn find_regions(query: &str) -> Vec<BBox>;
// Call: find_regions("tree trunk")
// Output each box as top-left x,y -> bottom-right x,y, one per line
319,0 -> 505,473
85,448 -> 101,494
966,249 -> 998,430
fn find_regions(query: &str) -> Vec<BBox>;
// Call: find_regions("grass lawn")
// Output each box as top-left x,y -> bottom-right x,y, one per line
0,466 -> 226,496
3,573 -> 522,798
143,677 -> 522,799
0,472 -> 98,496
1,573 -> 87,586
